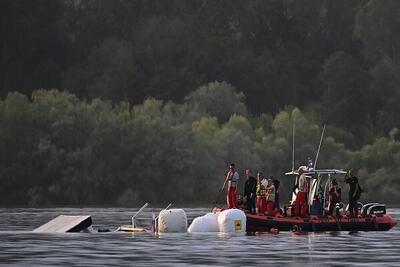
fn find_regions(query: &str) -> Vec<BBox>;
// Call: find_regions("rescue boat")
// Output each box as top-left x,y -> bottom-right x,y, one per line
212,207 -> 397,232
245,212 -> 397,232
214,168 -> 397,232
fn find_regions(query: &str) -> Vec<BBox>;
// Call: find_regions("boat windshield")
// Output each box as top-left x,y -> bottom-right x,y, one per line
286,168 -> 347,209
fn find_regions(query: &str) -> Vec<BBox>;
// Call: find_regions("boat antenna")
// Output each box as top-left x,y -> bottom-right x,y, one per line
314,125 -> 325,169
292,119 -> 295,172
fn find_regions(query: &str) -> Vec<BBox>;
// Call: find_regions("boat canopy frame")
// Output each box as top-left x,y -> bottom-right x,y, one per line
286,168 -> 347,214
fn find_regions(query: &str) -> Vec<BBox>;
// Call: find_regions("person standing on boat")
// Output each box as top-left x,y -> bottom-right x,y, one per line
221,163 -> 239,209
271,176 -> 281,210
344,169 -> 362,215
294,167 -> 309,216
327,178 -> 342,215
265,177 -> 276,214
244,169 -> 257,213
256,172 -> 267,213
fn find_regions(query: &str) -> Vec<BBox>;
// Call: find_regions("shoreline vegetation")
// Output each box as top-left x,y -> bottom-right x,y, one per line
1,1 -> 400,206
1,87 -> 399,206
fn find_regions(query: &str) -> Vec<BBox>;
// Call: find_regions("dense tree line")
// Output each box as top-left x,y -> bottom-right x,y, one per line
0,86 -> 399,206
0,0 -> 400,205
1,0 -> 400,144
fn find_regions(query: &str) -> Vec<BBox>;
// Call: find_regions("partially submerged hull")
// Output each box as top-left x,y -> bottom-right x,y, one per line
246,213 -> 397,232
118,225 -> 149,233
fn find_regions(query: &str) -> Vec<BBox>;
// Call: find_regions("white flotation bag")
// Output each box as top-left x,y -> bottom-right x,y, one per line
187,213 -> 219,233
157,209 -> 187,233
217,209 -> 246,233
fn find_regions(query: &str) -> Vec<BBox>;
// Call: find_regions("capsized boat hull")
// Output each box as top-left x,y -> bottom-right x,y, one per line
246,213 -> 397,232
118,225 -> 149,233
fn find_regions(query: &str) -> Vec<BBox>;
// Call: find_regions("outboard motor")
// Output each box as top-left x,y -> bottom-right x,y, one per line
368,204 -> 386,215
361,203 -> 379,216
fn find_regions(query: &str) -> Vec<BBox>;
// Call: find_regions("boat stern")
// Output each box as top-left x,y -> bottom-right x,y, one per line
389,216 -> 397,230
375,215 -> 398,231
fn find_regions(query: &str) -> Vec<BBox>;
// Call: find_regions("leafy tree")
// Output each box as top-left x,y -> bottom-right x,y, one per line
0,1 -> 400,205
319,51 -> 374,131
64,39 -> 136,101
354,0 -> 400,133
184,81 -> 247,122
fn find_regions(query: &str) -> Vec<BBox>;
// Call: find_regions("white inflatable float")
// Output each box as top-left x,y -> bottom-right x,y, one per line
188,209 -> 246,233
187,213 -> 219,233
157,209 -> 187,233
217,209 -> 246,233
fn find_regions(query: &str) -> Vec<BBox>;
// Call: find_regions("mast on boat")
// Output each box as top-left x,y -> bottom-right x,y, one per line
292,120 -> 295,173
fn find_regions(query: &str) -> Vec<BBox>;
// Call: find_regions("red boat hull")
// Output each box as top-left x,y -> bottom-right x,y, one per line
212,208 -> 397,232
246,213 -> 397,232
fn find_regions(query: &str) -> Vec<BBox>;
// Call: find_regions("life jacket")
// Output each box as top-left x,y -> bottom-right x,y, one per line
266,185 -> 276,201
329,187 -> 341,203
256,184 -> 266,197
298,174 -> 308,192
227,171 -> 238,187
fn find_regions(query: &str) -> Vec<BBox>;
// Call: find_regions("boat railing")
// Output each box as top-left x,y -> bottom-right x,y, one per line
155,203 -> 173,221
132,202 -> 149,228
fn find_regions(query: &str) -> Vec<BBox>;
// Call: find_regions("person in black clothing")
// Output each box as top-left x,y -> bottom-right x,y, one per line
344,169 -> 362,215
244,169 -> 257,213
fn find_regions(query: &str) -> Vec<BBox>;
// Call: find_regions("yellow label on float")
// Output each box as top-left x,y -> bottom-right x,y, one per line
234,220 -> 241,231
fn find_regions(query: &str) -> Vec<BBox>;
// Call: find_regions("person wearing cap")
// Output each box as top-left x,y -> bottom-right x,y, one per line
265,177 -> 276,214
221,163 -> 239,209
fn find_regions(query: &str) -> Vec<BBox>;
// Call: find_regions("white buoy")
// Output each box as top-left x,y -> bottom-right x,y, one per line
157,209 -> 187,233
188,213 -> 219,233
217,209 -> 246,233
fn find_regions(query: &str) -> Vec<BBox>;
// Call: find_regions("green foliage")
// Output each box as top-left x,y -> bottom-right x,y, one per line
0,89 -> 398,205
1,0 -> 400,137
319,51 -> 372,129
1,1 -> 400,205
184,81 -> 247,122
355,134 -> 400,203
354,0 -> 400,135
64,39 -> 136,100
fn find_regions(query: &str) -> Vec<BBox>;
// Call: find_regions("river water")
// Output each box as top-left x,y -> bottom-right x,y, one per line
0,207 -> 399,266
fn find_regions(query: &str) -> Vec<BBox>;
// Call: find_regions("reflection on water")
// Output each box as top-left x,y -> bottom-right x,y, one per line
0,208 -> 399,266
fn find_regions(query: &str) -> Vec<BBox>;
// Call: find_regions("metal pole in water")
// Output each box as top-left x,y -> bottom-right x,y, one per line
132,202 -> 149,228
164,203 -> 173,210
155,203 -> 173,221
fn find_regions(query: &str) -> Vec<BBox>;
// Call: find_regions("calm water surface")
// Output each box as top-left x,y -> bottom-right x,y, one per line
0,207 -> 399,266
